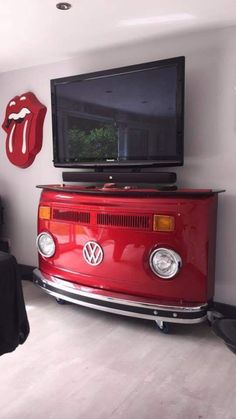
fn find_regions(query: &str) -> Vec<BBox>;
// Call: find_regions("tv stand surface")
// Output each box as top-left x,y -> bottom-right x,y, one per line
37,184 -> 224,198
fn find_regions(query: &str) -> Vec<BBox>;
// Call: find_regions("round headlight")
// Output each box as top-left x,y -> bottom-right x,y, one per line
36,232 -> 55,258
149,248 -> 181,279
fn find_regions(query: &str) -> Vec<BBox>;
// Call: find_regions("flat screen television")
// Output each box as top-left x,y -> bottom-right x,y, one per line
51,56 -> 185,169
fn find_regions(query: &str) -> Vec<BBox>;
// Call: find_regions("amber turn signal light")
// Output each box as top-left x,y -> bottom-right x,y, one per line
153,215 -> 175,232
39,206 -> 51,220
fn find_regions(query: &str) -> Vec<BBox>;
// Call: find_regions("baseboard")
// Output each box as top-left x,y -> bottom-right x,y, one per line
19,264 -> 35,281
213,302 -> 236,319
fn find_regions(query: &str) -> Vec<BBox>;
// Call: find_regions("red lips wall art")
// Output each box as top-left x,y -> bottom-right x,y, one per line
2,92 -> 47,168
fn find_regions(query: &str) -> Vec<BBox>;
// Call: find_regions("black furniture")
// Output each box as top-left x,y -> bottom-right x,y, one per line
0,252 -> 29,356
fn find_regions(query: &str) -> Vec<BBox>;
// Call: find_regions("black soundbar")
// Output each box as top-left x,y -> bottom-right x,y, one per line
62,171 -> 176,184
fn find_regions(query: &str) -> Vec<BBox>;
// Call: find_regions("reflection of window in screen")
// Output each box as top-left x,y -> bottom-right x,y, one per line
66,115 -> 118,160
127,128 -> 149,159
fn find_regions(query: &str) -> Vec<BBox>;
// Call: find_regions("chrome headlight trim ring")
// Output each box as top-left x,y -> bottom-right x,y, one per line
149,247 -> 182,279
36,232 -> 56,258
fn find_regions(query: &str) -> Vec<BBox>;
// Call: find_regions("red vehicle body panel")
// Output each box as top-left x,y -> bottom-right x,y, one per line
37,185 -> 218,306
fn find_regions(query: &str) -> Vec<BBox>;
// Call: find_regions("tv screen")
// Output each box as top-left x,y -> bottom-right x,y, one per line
51,56 -> 185,168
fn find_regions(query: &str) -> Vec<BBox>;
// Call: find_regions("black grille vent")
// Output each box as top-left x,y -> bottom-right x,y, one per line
97,213 -> 150,229
53,209 -> 90,224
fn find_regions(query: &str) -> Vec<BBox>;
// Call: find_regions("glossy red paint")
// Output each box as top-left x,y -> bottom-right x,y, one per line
36,185 -> 219,306
2,92 -> 46,168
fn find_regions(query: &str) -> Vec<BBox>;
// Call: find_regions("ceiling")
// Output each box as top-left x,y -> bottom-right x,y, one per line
1,0 -> 236,73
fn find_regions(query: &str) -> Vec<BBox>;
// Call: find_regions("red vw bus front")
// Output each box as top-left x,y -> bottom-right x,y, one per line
33,185 -> 219,330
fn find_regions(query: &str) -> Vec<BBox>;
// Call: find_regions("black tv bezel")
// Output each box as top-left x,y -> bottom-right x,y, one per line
51,56 -> 185,169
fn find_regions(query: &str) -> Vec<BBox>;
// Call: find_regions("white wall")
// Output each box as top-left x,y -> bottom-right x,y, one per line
0,26 -> 235,304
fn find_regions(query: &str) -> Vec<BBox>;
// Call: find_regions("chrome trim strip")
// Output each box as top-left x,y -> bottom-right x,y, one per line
38,287 -> 207,324
33,269 -> 207,324
33,269 -> 207,313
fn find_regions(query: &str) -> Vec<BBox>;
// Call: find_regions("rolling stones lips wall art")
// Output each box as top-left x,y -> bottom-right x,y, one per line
2,92 -> 47,168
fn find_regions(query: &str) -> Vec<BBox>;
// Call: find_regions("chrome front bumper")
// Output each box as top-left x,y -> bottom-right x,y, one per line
33,269 -> 208,324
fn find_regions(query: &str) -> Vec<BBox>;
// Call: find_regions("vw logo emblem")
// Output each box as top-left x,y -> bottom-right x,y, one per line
83,241 -> 104,266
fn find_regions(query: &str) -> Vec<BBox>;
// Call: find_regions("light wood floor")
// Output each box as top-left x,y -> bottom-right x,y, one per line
0,281 -> 236,419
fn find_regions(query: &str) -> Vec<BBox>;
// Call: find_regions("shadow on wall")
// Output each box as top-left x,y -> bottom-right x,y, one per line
184,49 -> 225,160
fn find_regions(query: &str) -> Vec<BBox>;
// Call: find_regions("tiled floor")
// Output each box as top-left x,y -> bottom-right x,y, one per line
0,281 -> 236,419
